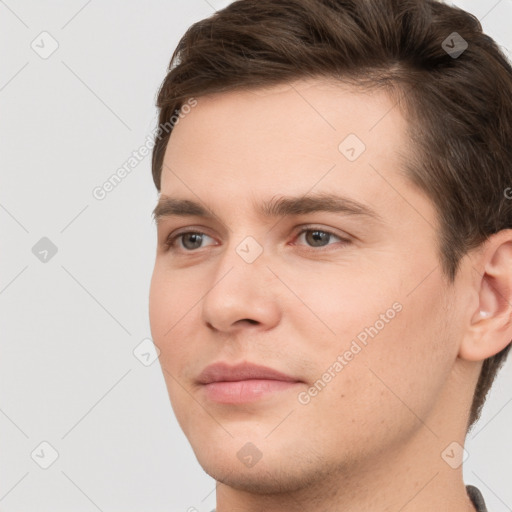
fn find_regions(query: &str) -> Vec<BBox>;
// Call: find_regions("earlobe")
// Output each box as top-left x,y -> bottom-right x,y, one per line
459,230 -> 512,362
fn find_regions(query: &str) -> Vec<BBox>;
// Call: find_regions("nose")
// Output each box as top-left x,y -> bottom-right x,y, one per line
201,237 -> 282,334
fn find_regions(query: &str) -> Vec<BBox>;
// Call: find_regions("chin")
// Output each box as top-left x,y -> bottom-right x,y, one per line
190,435 -> 331,496
199,457 -> 311,495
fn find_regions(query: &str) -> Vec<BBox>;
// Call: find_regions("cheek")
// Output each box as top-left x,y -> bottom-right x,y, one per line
149,266 -> 206,377
149,264 -> 194,335
295,263 -> 454,416
148,272 -> 197,426
280,261 -> 401,359
331,280 -> 453,432
149,268 -> 184,367
148,269 -> 169,341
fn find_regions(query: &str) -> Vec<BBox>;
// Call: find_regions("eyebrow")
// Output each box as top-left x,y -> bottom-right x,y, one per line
152,192 -> 383,226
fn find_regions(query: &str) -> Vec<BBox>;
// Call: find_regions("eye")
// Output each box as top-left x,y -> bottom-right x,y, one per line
163,226 -> 351,254
293,226 -> 350,250
164,231 -> 217,252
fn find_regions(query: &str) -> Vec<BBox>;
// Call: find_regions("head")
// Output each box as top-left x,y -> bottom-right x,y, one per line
149,0 -> 512,494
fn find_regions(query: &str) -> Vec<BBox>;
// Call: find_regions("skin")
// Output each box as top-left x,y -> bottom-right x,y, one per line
149,78 -> 512,512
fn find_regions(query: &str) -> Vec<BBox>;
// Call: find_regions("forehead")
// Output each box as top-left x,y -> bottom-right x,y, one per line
159,78 -> 427,227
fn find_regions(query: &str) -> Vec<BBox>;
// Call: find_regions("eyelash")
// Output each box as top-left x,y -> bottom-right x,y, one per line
163,225 -> 351,253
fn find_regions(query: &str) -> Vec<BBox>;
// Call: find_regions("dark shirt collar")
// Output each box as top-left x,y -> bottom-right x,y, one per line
467,484 -> 488,512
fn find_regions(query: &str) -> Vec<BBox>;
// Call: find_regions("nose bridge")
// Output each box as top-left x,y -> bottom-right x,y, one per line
211,228 -> 270,293
200,226 -> 281,331
215,209 -> 271,272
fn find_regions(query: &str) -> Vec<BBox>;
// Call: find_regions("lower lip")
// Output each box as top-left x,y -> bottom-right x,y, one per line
202,379 -> 300,404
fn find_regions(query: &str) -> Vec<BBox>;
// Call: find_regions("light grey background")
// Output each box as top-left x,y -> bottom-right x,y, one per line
1,1 -> 511,511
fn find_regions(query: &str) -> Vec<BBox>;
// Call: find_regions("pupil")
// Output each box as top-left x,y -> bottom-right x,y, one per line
184,233 -> 202,249
308,230 -> 328,246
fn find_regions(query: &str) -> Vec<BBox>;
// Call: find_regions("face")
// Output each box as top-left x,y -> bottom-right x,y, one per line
149,79 -> 467,493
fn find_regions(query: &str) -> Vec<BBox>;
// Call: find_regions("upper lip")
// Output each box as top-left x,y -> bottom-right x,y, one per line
197,362 -> 301,384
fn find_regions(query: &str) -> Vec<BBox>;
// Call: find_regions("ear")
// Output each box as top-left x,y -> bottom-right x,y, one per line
459,229 -> 512,362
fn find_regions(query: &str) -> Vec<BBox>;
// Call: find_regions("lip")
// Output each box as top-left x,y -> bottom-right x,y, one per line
197,362 -> 303,404
197,361 -> 300,384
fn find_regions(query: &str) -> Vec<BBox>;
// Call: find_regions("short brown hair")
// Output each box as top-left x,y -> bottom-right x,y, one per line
151,0 -> 512,432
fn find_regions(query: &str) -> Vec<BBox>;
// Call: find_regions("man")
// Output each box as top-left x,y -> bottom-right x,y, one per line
149,0 -> 512,510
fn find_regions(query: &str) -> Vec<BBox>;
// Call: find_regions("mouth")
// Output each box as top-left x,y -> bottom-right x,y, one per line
197,361 -> 303,404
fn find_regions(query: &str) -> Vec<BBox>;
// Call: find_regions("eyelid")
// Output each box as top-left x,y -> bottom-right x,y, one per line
294,224 -> 351,240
